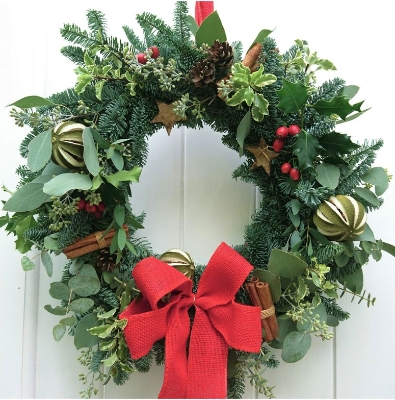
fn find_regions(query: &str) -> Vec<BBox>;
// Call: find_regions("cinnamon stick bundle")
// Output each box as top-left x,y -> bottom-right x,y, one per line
245,277 -> 278,342
63,225 -> 128,259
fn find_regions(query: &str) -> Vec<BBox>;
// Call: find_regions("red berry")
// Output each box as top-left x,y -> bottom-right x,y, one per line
288,124 -> 301,136
77,199 -> 86,210
136,53 -> 147,64
276,126 -> 289,139
273,138 -> 285,152
149,46 -> 160,58
94,211 -> 102,219
281,162 -> 292,174
290,168 -> 300,181
97,202 -> 105,212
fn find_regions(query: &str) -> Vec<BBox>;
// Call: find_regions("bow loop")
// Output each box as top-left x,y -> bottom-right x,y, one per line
132,256 -> 193,310
120,242 -> 262,398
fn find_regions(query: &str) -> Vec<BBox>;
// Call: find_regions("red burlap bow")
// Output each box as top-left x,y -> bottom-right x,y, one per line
119,242 -> 262,399
195,1 -> 214,26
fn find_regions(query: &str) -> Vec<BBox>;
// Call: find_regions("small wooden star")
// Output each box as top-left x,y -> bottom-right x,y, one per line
246,138 -> 279,175
150,100 -> 187,135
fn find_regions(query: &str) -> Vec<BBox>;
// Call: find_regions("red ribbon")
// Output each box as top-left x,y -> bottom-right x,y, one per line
119,242 -> 262,399
195,1 -> 214,26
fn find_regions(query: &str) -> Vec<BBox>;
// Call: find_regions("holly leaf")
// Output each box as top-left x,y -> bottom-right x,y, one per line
319,132 -> 360,156
293,130 -> 323,170
277,79 -> 308,113
313,96 -> 363,120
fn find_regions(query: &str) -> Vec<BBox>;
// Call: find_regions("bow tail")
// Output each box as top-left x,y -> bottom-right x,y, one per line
186,308 -> 228,399
159,300 -> 193,399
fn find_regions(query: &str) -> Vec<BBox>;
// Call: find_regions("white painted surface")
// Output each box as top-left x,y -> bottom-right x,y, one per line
0,1 -> 394,399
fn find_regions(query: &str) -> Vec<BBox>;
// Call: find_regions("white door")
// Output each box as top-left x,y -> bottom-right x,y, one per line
1,1 -> 394,398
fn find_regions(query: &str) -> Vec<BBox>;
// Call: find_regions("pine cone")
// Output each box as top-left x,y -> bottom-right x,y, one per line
189,59 -> 216,87
97,248 -> 118,271
207,40 -> 233,69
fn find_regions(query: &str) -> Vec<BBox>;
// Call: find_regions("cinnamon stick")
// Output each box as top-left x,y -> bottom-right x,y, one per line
245,282 -> 273,342
63,225 -> 129,259
255,281 -> 279,339
63,225 -> 128,252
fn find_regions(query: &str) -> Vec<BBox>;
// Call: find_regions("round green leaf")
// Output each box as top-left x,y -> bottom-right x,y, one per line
53,324 -> 66,342
281,331 -> 311,363
354,187 -> 380,206
49,282 -> 73,301
315,163 -> 340,189
21,256 -> 35,271
276,314 -> 296,344
43,173 -> 92,197
252,269 -> 281,302
362,167 -> 389,192
268,248 -> 308,280
69,298 -> 95,313
74,313 -> 100,350
44,304 -> 67,316
68,274 -> 100,297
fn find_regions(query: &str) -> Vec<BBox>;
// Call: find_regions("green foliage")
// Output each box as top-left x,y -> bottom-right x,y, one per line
1,1 -> 393,398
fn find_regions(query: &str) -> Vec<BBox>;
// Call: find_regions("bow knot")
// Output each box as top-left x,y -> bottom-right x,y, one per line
119,242 -> 262,398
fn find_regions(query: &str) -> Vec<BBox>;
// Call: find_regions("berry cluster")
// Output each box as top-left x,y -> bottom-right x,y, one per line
77,198 -> 106,219
273,124 -> 301,152
281,162 -> 300,181
136,46 -> 160,64
272,124 -> 301,180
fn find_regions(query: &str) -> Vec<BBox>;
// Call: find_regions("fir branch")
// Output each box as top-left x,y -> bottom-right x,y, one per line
172,1 -> 191,43
86,9 -> 107,39
122,25 -> 146,53
60,23 -> 100,49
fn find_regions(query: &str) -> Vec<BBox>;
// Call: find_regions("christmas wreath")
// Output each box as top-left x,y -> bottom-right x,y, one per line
1,1 -> 395,398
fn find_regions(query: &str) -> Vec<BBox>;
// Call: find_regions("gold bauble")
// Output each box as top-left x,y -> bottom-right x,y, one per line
159,248 -> 195,280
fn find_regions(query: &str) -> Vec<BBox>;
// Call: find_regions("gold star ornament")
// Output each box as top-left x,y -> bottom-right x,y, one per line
150,100 -> 187,135
246,138 -> 280,175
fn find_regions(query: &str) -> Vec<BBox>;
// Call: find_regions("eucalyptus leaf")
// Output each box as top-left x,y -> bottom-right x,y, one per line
21,256 -> 35,271
49,282 -> 73,301
53,324 -> 66,341
281,331 -> 311,363
74,313 -> 100,350
60,315 -> 77,326
276,314 -> 296,343
352,223 -> 375,242
41,251 -> 53,277
315,163 -> 340,189
83,128 -> 101,176
8,95 -> 56,108
110,150 -> 124,171
362,167 -> 389,193
44,304 -> 67,316
268,248 -> 308,280
27,129 -> 52,172
3,182 -> 50,212
251,270 -> 281,302
354,187 -> 380,206
68,274 -> 100,297
69,298 -> 95,313
43,173 -> 92,196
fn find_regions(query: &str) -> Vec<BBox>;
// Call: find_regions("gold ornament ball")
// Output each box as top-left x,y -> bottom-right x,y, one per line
51,121 -> 86,169
159,248 -> 195,280
313,195 -> 367,242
